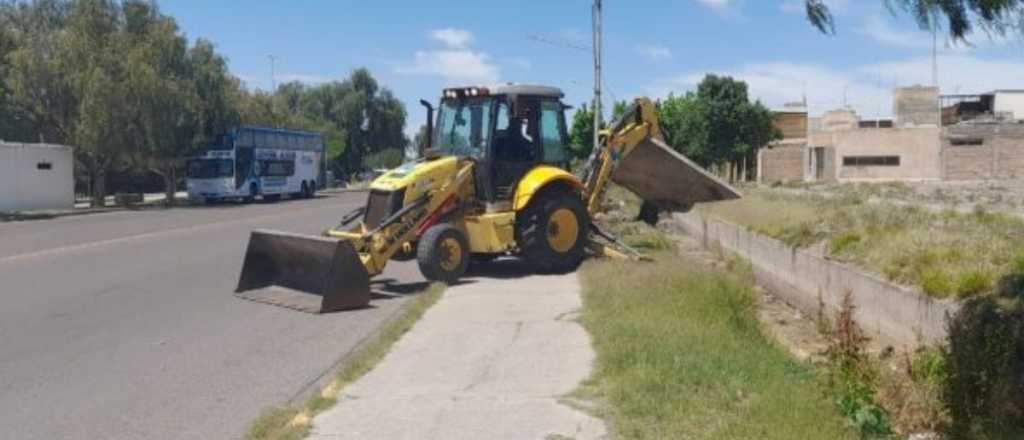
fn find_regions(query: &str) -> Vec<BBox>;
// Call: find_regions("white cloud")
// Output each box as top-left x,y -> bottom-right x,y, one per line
696,0 -> 733,13
431,28 -> 473,49
636,45 -> 672,61
857,15 -> 933,50
647,54 -> 1024,118
400,50 -> 500,84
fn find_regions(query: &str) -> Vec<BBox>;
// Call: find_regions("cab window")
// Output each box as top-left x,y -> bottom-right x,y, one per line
540,100 -> 570,164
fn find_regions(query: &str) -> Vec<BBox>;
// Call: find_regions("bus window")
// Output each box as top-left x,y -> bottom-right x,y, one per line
262,160 -> 294,177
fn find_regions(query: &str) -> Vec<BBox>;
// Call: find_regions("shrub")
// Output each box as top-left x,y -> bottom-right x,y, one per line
956,270 -> 994,298
829,231 -> 861,256
943,296 -> 1024,438
920,269 -> 955,298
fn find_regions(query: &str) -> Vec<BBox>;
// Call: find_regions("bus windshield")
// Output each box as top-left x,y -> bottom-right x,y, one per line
434,97 -> 492,159
187,159 -> 233,179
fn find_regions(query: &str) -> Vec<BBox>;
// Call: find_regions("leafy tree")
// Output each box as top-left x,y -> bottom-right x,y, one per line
568,103 -> 598,160
364,148 -> 404,170
805,0 -> 1024,41
656,75 -> 779,172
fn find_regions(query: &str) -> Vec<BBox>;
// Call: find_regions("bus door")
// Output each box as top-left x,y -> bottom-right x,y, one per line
235,147 -> 253,189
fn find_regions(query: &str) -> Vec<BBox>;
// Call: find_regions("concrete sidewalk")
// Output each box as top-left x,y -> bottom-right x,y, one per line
309,262 -> 606,440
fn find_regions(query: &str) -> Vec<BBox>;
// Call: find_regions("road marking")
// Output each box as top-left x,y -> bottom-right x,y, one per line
0,202 -> 352,264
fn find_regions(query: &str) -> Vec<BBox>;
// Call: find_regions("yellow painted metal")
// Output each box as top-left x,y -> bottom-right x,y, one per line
584,98 -> 664,215
546,208 -> 579,253
463,212 -> 515,253
324,158 -> 476,277
371,156 -> 460,204
512,165 -> 585,211
439,237 -> 463,272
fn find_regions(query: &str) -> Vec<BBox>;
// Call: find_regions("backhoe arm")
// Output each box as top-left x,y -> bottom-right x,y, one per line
581,97 -> 664,215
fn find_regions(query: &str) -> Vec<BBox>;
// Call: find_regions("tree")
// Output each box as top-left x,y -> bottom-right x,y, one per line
569,103 -> 598,160
805,0 -> 1024,41
657,75 -> 779,176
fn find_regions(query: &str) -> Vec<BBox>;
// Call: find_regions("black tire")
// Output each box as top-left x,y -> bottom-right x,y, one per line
515,188 -> 590,273
417,224 -> 470,284
244,183 -> 257,203
307,180 -> 316,198
637,201 -> 660,226
471,254 -> 500,263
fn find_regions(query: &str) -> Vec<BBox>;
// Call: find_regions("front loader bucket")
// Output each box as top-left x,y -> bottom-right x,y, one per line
235,229 -> 371,313
612,137 -> 741,210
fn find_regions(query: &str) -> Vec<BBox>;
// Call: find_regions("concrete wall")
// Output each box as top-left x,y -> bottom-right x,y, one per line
943,123 -> 1024,180
894,86 -> 940,127
758,143 -> 805,183
833,127 -> 942,181
673,212 -> 959,346
821,109 -> 859,132
0,143 -> 75,212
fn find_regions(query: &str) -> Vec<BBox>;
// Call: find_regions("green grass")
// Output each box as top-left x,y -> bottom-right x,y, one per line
575,254 -> 856,439
699,187 -> 1024,299
245,284 -> 445,440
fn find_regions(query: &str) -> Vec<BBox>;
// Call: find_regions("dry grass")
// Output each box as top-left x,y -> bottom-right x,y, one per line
699,187 -> 1024,299
245,284 -> 445,440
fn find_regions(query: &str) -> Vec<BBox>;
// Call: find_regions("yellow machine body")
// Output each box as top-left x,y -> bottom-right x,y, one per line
236,87 -> 741,314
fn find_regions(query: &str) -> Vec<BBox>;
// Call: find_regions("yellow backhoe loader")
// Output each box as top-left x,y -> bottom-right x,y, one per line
235,84 -> 739,313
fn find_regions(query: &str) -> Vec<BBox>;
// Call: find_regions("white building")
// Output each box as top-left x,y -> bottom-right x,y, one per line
993,90 -> 1024,121
0,142 -> 74,212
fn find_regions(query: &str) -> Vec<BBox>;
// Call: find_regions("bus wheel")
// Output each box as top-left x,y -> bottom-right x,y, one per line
244,183 -> 257,203
307,180 -> 316,198
297,181 -> 308,199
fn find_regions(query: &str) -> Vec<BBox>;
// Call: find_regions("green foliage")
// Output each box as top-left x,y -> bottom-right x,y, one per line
578,256 -> 856,439
956,270 -> 994,298
805,0 -> 1024,41
363,148 -> 404,170
568,103 -> 598,160
944,294 -> 1024,438
237,69 -> 408,175
829,231 -> 862,255
657,75 -> 779,168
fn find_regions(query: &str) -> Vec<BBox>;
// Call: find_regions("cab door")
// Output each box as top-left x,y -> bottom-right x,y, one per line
489,97 -> 540,200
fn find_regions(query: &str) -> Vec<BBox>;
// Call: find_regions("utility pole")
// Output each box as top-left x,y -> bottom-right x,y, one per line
268,54 -> 278,93
592,0 -> 602,154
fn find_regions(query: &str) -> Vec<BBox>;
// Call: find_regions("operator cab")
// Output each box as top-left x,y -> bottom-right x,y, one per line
428,85 -> 572,204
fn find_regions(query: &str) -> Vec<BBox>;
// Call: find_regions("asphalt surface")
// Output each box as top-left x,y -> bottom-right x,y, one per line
0,192 -> 424,440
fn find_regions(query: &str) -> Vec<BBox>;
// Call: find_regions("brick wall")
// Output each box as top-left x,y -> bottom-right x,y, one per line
759,144 -> 804,183
943,124 -> 1024,180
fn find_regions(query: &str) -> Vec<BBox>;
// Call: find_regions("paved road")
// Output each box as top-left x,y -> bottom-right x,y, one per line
0,193 -> 424,440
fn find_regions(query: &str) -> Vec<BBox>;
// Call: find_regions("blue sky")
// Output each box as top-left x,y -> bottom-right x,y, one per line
163,0 -> 1024,134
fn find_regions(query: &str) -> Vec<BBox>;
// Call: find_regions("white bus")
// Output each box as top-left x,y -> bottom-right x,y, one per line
187,126 -> 325,203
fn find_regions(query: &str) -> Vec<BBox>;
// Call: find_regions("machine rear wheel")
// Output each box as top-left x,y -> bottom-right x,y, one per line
516,189 -> 589,273
417,224 -> 469,284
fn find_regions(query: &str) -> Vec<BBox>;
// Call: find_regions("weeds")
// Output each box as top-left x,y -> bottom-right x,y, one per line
699,187 -> 1024,299
577,251 -> 855,439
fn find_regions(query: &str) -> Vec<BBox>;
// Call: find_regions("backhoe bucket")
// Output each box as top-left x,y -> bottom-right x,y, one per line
612,137 -> 741,209
235,230 -> 371,313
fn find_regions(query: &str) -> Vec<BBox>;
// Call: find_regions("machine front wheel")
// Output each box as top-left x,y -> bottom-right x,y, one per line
516,189 -> 590,273
417,224 -> 470,284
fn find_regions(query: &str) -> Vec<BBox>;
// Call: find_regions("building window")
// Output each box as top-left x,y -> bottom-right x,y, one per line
37,162 -> 52,170
950,138 -> 984,146
842,156 -> 900,167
